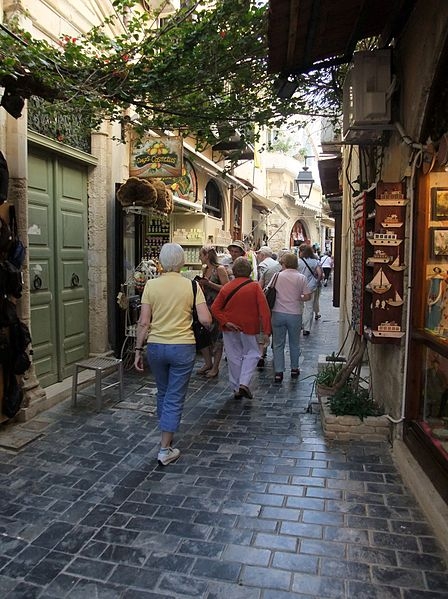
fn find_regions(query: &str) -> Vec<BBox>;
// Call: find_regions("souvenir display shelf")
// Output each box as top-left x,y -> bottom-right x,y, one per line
352,182 -> 407,344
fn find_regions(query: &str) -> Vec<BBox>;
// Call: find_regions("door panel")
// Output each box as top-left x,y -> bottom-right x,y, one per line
28,152 -> 89,386
28,154 -> 57,387
56,161 -> 89,380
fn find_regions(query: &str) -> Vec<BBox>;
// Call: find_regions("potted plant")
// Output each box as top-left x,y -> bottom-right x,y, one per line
315,361 -> 346,397
327,383 -> 384,420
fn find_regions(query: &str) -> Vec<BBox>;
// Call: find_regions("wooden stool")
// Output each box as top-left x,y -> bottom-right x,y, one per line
71,356 -> 124,411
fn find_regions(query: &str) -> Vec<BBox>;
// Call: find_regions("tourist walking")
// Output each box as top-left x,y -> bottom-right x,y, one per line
211,257 -> 271,399
298,243 -> 323,336
271,252 -> 311,382
196,245 -> 229,377
320,251 -> 334,286
134,243 -> 212,466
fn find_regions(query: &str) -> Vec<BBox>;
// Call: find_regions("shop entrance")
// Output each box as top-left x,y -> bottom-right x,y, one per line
28,151 -> 89,387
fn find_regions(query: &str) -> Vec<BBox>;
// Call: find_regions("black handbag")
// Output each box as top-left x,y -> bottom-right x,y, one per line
191,280 -> 212,350
263,272 -> 279,310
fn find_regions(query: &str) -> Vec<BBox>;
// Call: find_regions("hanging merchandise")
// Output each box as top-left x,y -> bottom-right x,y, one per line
117,177 -> 158,208
0,151 -> 9,205
0,215 -> 12,256
117,177 -> 173,215
7,206 -> 26,269
2,370 -> 23,418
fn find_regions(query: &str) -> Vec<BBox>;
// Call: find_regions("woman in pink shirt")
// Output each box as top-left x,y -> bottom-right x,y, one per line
271,252 -> 311,383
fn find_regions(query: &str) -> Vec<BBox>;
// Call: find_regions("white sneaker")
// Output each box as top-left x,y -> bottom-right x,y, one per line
157,447 -> 180,466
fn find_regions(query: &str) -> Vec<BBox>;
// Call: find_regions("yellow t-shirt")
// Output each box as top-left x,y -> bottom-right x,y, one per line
141,272 -> 206,344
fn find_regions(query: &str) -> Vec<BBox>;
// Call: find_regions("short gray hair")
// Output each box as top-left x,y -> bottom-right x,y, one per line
232,257 -> 252,278
159,243 -> 185,272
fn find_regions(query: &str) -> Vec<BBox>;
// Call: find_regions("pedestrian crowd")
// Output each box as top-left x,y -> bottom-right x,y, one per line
134,240 -> 333,466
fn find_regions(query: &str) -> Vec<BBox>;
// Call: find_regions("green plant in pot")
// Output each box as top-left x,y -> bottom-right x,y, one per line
328,384 -> 384,421
315,361 -> 346,396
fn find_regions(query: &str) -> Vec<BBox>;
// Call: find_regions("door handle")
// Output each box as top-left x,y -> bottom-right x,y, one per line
71,273 -> 80,288
33,274 -> 42,290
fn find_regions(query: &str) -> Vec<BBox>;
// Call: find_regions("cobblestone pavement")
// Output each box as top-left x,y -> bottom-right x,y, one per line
1,286 -> 448,598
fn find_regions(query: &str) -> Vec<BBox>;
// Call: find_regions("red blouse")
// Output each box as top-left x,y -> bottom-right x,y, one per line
211,277 -> 272,335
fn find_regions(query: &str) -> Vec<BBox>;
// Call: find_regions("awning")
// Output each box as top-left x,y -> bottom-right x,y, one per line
249,190 -> 277,212
184,143 -> 250,191
172,195 -> 203,212
268,0 -> 415,75
318,156 -> 342,198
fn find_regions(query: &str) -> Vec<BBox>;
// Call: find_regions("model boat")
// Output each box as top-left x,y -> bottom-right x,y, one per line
366,250 -> 392,265
388,256 -> 406,271
366,268 -> 392,294
381,214 -> 403,228
372,321 -> 405,338
367,232 -> 403,246
386,291 -> 404,307
375,198 -> 408,207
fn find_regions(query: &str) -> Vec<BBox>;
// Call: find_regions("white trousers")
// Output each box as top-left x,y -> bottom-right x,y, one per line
223,332 -> 261,391
301,291 -> 315,332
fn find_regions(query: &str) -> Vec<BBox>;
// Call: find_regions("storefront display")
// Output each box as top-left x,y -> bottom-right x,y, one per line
144,217 -> 170,261
406,169 -> 448,501
351,181 -> 407,343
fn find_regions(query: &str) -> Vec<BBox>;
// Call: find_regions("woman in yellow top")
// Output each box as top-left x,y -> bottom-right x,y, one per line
134,243 -> 212,466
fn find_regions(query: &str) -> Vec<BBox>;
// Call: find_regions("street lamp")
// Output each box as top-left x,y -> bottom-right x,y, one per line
295,157 -> 315,204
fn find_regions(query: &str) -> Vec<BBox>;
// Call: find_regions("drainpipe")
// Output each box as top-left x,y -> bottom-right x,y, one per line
386,147 -> 423,429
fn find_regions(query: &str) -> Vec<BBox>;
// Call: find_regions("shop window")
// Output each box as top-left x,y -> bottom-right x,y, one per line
204,180 -> 223,219
421,348 -> 448,456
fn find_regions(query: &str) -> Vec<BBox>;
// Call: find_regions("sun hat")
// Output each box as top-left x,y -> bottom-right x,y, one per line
256,245 -> 273,255
227,240 -> 245,252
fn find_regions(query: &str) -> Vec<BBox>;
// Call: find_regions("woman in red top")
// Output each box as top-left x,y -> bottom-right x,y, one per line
212,257 -> 271,399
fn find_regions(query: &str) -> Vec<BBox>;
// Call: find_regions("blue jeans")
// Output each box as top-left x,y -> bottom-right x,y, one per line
272,311 -> 302,372
147,343 -> 196,432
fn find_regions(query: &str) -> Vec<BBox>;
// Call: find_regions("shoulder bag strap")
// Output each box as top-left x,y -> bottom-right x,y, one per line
301,257 -> 317,278
8,205 -> 18,238
191,280 -> 198,317
222,279 -> 253,309
267,272 -> 279,289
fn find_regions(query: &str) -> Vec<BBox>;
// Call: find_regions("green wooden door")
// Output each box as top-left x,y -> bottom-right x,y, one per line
28,152 -> 89,386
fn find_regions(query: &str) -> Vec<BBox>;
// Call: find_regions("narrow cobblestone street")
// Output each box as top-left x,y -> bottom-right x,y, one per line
1,286 -> 447,598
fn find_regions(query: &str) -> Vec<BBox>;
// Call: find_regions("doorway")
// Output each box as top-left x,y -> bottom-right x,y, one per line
28,151 -> 89,387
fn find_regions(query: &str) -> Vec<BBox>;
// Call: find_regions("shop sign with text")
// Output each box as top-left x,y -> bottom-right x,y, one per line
130,136 -> 183,178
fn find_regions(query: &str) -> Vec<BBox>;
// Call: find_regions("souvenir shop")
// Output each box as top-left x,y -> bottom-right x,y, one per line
113,138 -> 234,364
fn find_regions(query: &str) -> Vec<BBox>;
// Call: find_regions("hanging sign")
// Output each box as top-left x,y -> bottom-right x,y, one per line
130,136 -> 183,178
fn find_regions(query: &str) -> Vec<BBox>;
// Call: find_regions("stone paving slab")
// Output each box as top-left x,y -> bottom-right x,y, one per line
0,286 -> 448,598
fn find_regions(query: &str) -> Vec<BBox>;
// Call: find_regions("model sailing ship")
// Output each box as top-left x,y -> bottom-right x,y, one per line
388,256 -> 406,271
386,290 -> 404,306
366,268 -> 392,294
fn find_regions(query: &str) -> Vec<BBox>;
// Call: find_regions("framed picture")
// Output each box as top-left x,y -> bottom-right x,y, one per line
431,187 -> 448,220
430,227 -> 448,258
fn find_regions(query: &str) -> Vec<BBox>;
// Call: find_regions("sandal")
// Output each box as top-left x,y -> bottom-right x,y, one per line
196,366 -> 212,375
238,385 -> 253,399
291,369 -> 300,379
274,373 -> 283,383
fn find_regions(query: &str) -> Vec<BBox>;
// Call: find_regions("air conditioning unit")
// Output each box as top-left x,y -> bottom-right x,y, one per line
343,49 -> 393,144
321,118 -> 342,154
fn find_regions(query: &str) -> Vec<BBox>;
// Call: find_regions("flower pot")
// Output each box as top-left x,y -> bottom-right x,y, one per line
316,383 -> 335,397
